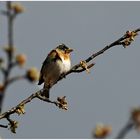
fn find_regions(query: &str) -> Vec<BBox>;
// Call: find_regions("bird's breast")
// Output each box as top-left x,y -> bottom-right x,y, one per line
61,59 -> 71,73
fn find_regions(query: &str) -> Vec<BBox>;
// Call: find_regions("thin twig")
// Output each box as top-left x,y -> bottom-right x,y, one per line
58,28 -> 140,81
0,2 -> 140,134
70,63 -> 95,73
0,124 -> 8,128
0,1 -> 15,113
0,89 -> 62,120
0,28 -> 139,122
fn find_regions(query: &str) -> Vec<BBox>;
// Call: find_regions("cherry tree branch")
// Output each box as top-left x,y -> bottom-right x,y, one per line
0,28 -> 139,134
0,124 -> 8,128
0,0 -> 140,136
0,89 -> 65,120
0,1 -> 15,113
0,1 -> 27,114
59,28 -> 140,79
115,107 -> 140,139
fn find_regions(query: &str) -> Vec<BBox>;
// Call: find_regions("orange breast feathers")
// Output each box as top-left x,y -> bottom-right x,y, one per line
56,50 -> 70,61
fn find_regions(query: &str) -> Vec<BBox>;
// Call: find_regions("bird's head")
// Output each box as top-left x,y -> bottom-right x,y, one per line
56,44 -> 73,54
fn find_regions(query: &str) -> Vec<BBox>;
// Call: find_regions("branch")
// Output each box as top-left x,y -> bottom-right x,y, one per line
116,107 -> 140,138
0,89 -> 67,120
5,1 -> 15,79
0,28 -> 139,133
0,2 -> 23,112
58,28 -> 140,81
0,124 -> 8,128
0,2 -> 15,113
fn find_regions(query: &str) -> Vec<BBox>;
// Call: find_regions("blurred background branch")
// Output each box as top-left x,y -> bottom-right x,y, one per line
0,23 -> 139,133
0,1 -> 14,113
116,120 -> 134,139
0,1 -> 39,113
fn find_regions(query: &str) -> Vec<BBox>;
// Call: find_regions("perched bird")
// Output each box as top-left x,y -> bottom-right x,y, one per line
38,44 -> 73,98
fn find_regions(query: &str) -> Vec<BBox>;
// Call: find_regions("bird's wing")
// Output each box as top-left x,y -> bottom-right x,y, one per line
38,50 -> 61,85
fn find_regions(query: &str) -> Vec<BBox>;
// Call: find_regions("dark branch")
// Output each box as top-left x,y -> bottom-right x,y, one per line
0,28 -> 139,121
0,124 -> 8,128
70,63 -> 95,73
0,89 -> 64,120
0,1 -> 15,113
0,5 -> 140,134
58,28 -> 140,80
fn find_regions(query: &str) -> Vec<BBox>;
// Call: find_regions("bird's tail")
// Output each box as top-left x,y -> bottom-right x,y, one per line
0,92 -> 4,113
43,84 -> 50,98
44,88 -> 50,98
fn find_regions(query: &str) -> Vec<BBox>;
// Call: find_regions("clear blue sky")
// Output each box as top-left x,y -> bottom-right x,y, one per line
0,1 -> 140,138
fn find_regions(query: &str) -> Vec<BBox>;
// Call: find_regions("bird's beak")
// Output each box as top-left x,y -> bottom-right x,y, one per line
67,48 -> 73,53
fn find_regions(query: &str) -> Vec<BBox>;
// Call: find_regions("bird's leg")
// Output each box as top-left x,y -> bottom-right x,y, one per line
60,73 -> 66,79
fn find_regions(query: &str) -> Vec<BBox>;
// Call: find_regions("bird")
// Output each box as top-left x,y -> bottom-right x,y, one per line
38,44 -> 73,98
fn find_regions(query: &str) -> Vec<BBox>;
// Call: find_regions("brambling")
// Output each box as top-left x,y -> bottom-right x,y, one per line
38,44 -> 73,98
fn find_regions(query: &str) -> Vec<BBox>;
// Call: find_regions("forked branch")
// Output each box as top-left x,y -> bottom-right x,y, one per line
0,28 -> 139,134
